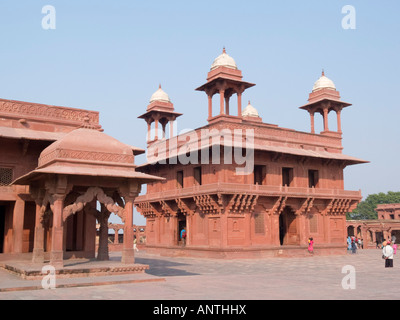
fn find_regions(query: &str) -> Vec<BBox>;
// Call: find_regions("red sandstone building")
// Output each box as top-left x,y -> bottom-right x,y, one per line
135,49 -> 368,257
0,98 -> 160,267
347,203 -> 400,247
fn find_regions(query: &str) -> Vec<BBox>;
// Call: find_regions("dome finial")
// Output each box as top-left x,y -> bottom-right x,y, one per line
223,46 -> 226,54
322,69 -> 325,76
159,83 -> 162,89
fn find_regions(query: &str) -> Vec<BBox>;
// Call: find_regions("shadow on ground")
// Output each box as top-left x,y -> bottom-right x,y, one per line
136,257 -> 199,277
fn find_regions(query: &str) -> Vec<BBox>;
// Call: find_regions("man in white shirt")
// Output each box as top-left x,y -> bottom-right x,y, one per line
383,241 -> 394,268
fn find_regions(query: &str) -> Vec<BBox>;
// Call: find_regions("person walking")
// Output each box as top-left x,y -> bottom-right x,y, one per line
180,227 -> 187,246
392,236 -> 397,255
308,237 -> 314,254
347,236 -> 352,252
351,238 -> 357,254
382,241 -> 394,268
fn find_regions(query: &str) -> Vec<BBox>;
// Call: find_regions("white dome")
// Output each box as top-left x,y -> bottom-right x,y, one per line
210,48 -> 237,71
242,101 -> 259,117
312,71 -> 336,92
150,85 -> 171,103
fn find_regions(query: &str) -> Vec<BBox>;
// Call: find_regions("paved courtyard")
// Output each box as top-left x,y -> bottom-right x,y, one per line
0,248 -> 398,300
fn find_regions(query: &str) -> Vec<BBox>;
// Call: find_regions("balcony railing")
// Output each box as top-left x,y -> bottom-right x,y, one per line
135,182 -> 362,202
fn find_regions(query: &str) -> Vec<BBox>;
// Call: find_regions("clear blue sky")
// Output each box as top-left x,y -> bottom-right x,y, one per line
1,1 -> 399,225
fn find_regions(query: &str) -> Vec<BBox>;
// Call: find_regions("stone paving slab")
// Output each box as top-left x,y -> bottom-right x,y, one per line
0,249 -> 398,300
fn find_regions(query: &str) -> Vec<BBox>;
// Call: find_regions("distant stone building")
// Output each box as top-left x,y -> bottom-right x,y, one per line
347,203 -> 400,247
135,49 -> 368,258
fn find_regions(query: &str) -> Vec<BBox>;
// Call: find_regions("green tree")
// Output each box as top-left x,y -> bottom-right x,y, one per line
347,191 -> 400,220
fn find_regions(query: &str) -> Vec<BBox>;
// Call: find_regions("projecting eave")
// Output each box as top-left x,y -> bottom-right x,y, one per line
137,110 -> 183,119
130,145 -> 145,156
0,126 -> 66,141
136,141 -> 369,170
299,98 -> 352,110
12,164 -> 165,186
195,78 -> 255,92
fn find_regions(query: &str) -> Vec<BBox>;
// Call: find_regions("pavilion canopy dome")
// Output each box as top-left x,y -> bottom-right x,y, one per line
312,71 -> 336,92
210,48 -> 238,71
149,85 -> 171,103
38,127 -> 135,168
242,101 -> 259,117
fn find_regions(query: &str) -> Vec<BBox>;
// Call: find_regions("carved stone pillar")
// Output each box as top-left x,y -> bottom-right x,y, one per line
114,228 -> 120,244
97,207 -> 110,261
219,89 -> 225,115
208,95 -> 213,119
323,108 -> 329,131
122,196 -> 135,264
12,196 -> 25,254
310,111 -> 315,134
336,109 -> 342,133
237,92 -> 242,117
146,120 -> 152,142
32,202 -> 45,263
50,194 -> 65,268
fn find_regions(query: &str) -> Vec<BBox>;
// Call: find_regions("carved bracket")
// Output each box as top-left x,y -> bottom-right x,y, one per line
227,194 -> 258,214
194,194 -> 223,214
63,187 -> 125,222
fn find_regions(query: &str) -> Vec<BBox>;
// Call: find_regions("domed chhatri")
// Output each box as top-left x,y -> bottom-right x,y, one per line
210,48 -> 238,71
38,127 -> 135,168
300,69 -> 352,134
312,70 -> 336,92
149,84 -> 171,103
196,48 -> 255,120
242,101 -> 259,117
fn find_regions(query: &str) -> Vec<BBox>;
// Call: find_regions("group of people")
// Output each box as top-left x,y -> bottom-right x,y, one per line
347,235 -> 397,268
347,236 -> 363,254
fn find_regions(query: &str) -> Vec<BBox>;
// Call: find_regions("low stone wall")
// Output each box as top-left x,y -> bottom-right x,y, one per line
143,244 -> 347,259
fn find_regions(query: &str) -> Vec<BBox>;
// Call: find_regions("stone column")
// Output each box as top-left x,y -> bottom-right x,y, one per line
310,112 -> 315,134
237,92 -> 242,117
162,122 -> 167,139
225,96 -> 230,115
219,89 -> 225,115
97,208 -> 110,261
12,196 -> 25,254
323,108 -> 329,131
154,119 -> 159,140
50,194 -> 65,268
32,202 -> 45,263
336,109 -> 342,133
114,228 -> 120,244
122,196 -> 135,264
208,95 -> 213,119
169,119 -> 174,139
147,121 -> 152,142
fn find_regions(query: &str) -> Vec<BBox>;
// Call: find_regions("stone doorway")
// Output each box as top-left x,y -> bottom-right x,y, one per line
177,211 -> 186,246
279,207 -> 299,245
347,226 -> 355,237
391,230 -> 400,244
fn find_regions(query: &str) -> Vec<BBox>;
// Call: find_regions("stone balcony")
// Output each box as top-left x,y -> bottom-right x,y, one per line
135,182 -> 362,203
